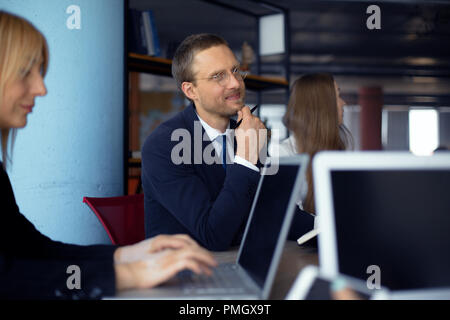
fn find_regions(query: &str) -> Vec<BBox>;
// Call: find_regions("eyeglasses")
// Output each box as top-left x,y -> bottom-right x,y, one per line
193,67 -> 248,87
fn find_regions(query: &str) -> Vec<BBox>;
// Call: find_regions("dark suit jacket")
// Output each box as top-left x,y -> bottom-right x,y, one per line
0,163 -> 116,300
142,103 -> 314,251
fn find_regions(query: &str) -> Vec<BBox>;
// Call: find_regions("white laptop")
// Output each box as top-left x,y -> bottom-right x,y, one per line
313,151 -> 450,299
110,155 -> 309,300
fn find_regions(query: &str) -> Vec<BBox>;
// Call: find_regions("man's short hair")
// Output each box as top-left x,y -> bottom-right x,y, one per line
171,33 -> 229,90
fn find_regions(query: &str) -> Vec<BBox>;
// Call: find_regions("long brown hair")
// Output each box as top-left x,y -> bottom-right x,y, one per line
283,73 -> 351,213
0,11 -> 49,168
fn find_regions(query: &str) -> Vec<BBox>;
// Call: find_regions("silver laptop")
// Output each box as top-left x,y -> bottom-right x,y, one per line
111,155 -> 309,300
314,151 -> 450,299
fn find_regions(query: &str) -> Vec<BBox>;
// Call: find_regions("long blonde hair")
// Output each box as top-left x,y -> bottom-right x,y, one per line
0,11 -> 49,168
283,73 -> 351,213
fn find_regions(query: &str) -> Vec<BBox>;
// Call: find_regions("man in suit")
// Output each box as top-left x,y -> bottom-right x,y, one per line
142,34 -> 313,251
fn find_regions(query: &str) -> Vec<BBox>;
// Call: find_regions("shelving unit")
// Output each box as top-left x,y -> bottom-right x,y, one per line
128,53 -> 289,90
128,53 -> 172,76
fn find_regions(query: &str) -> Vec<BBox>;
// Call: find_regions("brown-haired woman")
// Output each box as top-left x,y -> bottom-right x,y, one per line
0,10 -> 216,299
270,73 -> 353,214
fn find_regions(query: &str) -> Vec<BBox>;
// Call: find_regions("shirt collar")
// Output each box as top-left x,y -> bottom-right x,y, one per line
195,111 -> 230,142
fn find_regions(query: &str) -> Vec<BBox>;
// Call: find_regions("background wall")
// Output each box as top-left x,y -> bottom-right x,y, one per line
1,0 -> 124,245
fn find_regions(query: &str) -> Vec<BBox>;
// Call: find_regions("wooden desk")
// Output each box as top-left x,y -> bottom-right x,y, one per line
213,241 -> 318,299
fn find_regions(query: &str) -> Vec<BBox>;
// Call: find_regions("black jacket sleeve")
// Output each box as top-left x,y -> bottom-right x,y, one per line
0,164 -> 117,299
0,254 -> 116,300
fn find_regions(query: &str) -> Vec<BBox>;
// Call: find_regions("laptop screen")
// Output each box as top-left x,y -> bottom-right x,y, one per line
331,169 -> 450,290
238,164 -> 301,288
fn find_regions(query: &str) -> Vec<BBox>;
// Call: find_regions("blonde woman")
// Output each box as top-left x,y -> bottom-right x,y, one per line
0,11 -> 216,300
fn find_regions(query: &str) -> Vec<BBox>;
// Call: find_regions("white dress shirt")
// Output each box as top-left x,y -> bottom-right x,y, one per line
196,113 -> 259,172
268,134 -> 298,157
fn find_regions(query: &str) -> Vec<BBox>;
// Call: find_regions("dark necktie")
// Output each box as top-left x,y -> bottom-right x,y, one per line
222,134 -> 227,171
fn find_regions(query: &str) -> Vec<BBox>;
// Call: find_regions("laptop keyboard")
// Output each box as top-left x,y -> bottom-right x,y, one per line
177,264 -> 247,294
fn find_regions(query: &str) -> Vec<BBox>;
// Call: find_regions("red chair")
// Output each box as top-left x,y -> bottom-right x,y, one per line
83,194 -> 145,246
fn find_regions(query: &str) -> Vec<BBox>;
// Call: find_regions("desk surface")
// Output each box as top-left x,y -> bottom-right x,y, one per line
112,240 -> 318,300
213,241 -> 318,300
